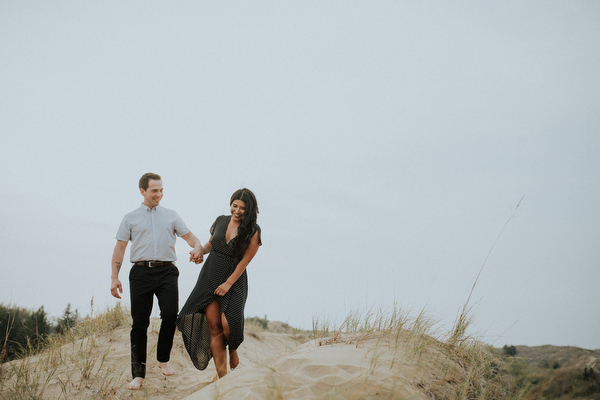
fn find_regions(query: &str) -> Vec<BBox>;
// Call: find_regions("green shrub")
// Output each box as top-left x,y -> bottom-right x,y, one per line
55,303 -> 79,335
503,344 -> 517,356
245,315 -> 269,331
0,304 -> 51,362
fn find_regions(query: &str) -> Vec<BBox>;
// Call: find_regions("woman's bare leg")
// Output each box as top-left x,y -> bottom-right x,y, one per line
205,300 -> 228,378
221,313 -> 239,370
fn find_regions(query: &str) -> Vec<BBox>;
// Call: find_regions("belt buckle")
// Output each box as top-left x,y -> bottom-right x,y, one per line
148,261 -> 157,268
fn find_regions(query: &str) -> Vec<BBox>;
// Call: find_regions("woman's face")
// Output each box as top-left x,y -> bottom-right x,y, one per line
230,199 -> 247,222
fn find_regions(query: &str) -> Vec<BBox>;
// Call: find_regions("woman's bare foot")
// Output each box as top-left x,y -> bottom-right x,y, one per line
157,362 -> 175,376
126,377 -> 144,390
229,349 -> 239,370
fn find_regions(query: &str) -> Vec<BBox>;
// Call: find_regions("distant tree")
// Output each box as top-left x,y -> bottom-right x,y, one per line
27,306 -> 51,351
56,303 -> 79,335
503,345 -> 517,357
0,304 -> 50,361
583,367 -> 597,381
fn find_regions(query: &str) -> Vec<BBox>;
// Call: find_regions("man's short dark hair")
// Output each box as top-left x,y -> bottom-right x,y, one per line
139,173 -> 162,190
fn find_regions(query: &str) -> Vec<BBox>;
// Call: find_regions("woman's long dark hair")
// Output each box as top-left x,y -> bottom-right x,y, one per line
229,188 -> 259,255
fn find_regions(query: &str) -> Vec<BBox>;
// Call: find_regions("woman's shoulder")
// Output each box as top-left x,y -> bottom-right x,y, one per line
253,223 -> 262,245
215,214 -> 231,222
210,215 -> 230,234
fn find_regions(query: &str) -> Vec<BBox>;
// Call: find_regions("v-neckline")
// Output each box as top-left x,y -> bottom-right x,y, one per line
225,215 -> 238,245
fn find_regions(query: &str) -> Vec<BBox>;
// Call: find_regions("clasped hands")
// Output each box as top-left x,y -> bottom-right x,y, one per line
189,248 -> 204,264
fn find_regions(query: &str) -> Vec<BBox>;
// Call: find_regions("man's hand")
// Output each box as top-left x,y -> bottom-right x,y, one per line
189,247 -> 204,264
111,241 -> 128,299
111,278 -> 123,299
182,232 -> 204,264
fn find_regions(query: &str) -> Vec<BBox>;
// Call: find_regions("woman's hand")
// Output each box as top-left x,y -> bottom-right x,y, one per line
214,282 -> 232,297
189,248 -> 204,264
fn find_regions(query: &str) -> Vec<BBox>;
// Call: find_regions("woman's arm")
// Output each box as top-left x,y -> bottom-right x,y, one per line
214,231 -> 260,296
202,235 -> 213,254
182,232 -> 204,263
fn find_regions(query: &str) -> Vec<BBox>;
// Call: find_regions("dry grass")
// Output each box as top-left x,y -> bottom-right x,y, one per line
0,305 -> 303,400
1,303 -> 520,400
295,198 -> 526,400
1,198 -> 527,399
307,305 -> 519,400
0,302 -> 131,400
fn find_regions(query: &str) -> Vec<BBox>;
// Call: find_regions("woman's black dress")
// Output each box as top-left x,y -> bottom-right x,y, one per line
177,215 -> 261,370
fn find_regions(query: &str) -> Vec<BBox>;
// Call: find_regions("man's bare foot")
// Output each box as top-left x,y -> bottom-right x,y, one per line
157,362 -> 175,376
126,377 -> 144,390
229,349 -> 239,370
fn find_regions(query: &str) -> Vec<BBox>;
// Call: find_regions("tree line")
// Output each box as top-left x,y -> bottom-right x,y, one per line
1,303 -> 79,362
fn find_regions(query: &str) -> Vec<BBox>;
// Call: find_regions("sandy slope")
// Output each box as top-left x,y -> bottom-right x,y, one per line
183,332 -> 451,400
9,315 -> 596,399
0,319 -> 301,399
1,320 -> 461,399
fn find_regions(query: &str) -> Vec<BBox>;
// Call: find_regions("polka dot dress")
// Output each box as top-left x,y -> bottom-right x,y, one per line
177,215 -> 261,370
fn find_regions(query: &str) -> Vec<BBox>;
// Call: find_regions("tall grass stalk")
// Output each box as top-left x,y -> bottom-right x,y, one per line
305,198 -> 525,399
312,305 -> 518,399
449,195 -> 524,350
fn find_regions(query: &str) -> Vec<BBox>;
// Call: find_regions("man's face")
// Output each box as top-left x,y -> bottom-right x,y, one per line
140,179 -> 163,208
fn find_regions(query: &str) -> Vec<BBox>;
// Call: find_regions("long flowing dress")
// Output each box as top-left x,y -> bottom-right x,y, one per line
177,215 -> 261,370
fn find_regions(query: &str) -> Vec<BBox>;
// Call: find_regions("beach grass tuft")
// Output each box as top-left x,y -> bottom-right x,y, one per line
308,305 -> 519,400
0,302 -> 130,400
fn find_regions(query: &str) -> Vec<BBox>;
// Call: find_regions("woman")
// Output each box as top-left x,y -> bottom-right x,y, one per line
177,188 -> 261,378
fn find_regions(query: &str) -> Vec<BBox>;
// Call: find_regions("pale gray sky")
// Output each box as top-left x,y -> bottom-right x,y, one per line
1,1 -> 599,350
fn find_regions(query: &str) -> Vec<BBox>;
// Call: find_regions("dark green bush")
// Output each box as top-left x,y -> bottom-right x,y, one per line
55,303 -> 79,335
503,344 -> 517,356
0,304 -> 51,362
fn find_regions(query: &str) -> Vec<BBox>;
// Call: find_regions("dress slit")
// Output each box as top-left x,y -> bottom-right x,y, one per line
176,215 -> 260,370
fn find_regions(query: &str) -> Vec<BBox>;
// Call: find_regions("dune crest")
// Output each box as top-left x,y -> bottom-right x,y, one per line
185,336 -> 422,399
0,318 -> 300,400
1,309 -> 516,399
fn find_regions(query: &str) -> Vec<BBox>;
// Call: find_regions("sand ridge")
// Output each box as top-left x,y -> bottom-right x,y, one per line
0,319 -> 301,399
184,333 -> 439,400
1,318 -> 471,399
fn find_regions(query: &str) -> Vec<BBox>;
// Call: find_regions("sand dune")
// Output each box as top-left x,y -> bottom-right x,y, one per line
5,307 -> 597,399
184,333 -> 435,400
0,319 -> 301,399
1,314 -> 507,399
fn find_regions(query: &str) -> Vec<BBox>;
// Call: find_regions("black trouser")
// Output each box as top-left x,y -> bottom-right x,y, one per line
129,264 -> 179,379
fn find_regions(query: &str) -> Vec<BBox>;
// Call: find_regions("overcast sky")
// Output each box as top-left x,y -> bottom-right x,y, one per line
1,1 -> 599,350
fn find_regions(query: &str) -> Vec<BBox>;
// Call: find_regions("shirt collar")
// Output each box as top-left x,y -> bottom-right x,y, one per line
140,203 -> 160,213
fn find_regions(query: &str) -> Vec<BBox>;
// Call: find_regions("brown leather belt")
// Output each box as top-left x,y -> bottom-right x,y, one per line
133,261 -> 174,268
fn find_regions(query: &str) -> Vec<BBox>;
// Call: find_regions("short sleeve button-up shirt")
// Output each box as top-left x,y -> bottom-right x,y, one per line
116,204 -> 191,262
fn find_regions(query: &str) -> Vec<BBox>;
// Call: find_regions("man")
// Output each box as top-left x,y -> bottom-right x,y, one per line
110,173 -> 203,390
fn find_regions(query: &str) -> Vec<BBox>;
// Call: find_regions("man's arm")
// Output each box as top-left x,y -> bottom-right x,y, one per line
111,240 -> 128,299
182,232 -> 204,264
